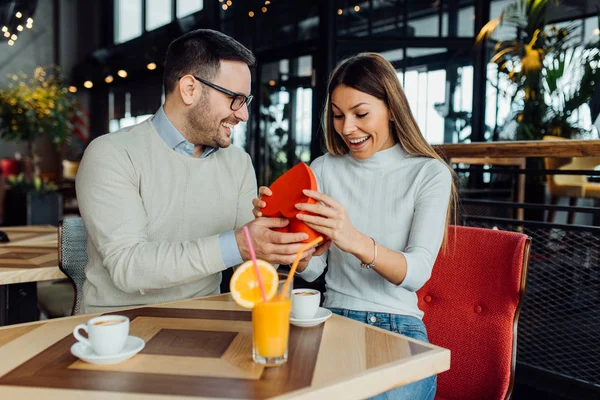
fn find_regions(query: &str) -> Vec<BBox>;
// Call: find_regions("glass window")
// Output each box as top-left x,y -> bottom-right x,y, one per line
176,0 -> 204,19
397,69 -> 446,144
232,121 -> 247,149
146,0 -> 173,31
115,0 -> 142,44
296,88 -> 312,163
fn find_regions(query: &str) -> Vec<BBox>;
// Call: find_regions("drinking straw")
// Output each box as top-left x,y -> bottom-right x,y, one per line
243,226 -> 268,303
279,236 -> 324,300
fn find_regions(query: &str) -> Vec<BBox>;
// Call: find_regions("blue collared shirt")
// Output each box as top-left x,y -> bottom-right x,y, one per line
152,106 -> 243,268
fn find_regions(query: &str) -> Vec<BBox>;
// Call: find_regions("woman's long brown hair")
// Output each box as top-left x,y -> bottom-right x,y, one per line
323,52 -> 458,249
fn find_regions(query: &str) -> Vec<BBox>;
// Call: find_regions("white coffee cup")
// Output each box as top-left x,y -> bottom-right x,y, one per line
292,288 -> 321,319
73,315 -> 129,356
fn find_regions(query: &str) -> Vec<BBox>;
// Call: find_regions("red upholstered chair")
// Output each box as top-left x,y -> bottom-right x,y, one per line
418,226 -> 531,400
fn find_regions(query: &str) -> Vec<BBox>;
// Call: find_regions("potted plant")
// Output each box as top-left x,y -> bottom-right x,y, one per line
0,66 -> 83,225
477,0 -> 600,140
0,66 -> 83,178
2,173 -> 62,226
476,0 -> 600,220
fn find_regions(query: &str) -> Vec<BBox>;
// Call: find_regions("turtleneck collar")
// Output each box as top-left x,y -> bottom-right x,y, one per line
347,143 -> 409,167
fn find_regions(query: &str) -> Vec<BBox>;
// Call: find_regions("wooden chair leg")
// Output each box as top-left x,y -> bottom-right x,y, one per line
567,197 -> 578,225
547,196 -> 560,223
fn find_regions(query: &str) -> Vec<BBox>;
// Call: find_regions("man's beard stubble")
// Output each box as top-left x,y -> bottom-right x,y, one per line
184,96 -> 231,149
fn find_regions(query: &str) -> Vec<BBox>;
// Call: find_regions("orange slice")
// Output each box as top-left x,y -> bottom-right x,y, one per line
230,260 -> 279,309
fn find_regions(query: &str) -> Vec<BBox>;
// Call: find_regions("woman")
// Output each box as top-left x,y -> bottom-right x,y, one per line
253,53 -> 457,400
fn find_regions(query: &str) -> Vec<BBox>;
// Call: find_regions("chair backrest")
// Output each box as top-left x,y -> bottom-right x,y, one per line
542,135 -> 587,195
58,217 -> 88,315
417,226 -> 531,400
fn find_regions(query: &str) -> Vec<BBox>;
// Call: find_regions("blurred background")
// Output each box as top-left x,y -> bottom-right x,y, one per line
1,0 -> 600,187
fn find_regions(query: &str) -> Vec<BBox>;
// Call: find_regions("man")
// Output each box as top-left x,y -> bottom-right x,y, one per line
76,29 -> 313,313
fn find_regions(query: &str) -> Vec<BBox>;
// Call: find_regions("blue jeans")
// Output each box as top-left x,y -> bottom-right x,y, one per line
329,308 -> 437,400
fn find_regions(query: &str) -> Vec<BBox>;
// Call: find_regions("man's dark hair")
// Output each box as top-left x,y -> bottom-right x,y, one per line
163,29 -> 256,95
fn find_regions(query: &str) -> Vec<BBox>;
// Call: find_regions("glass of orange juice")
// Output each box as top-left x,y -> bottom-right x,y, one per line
252,272 -> 292,366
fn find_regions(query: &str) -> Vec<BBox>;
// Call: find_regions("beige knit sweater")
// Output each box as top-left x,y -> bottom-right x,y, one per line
76,119 -> 256,313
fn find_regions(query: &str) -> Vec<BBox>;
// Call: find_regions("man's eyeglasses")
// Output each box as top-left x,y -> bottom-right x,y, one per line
190,76 -> 253,111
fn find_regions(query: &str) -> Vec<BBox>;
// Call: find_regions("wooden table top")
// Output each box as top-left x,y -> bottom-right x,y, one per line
0,294 -> 450,399
0,226 -> 65,285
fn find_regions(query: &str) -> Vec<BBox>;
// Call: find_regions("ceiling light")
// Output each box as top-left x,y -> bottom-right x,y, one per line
83,81 -> 93,89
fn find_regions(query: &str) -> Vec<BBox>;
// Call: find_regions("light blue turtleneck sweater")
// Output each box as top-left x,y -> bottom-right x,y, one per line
297,144 -> 452,319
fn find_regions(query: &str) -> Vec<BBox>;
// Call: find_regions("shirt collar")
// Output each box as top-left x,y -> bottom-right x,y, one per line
151,106 -> 218,157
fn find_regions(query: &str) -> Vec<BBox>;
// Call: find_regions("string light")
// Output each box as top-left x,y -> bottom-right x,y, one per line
222,4 -> 227,10
262,6 -> 267,12
594,28 -> 600,36
249,11 -> 254,17
147,62 -> 157,70
105,75 -> 114,83
68,86 -> 77,93
354,5 -> 360,11
4,14 -> 33,46
117,69 -> 128,78
83,81 -> 93,89
265,0 -> 270,4
269,80 -> 276,86
226,0 -> 232,6
337,9 -> 343,15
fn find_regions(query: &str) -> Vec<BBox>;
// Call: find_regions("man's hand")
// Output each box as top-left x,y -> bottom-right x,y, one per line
236,217 -> 316,265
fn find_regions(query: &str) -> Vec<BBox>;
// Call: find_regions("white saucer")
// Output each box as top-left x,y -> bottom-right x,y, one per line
290,307 -> 333,328
71,335 -> 145,365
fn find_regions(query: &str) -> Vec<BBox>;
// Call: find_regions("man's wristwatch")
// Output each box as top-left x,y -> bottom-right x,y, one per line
360,237 -> 377,270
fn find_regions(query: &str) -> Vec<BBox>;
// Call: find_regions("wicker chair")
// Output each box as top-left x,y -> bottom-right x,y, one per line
58,217 -> 88,315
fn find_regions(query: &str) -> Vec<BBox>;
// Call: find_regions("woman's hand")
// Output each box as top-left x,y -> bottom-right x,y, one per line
295,189 -> 362,254
251,186 -> 272,218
